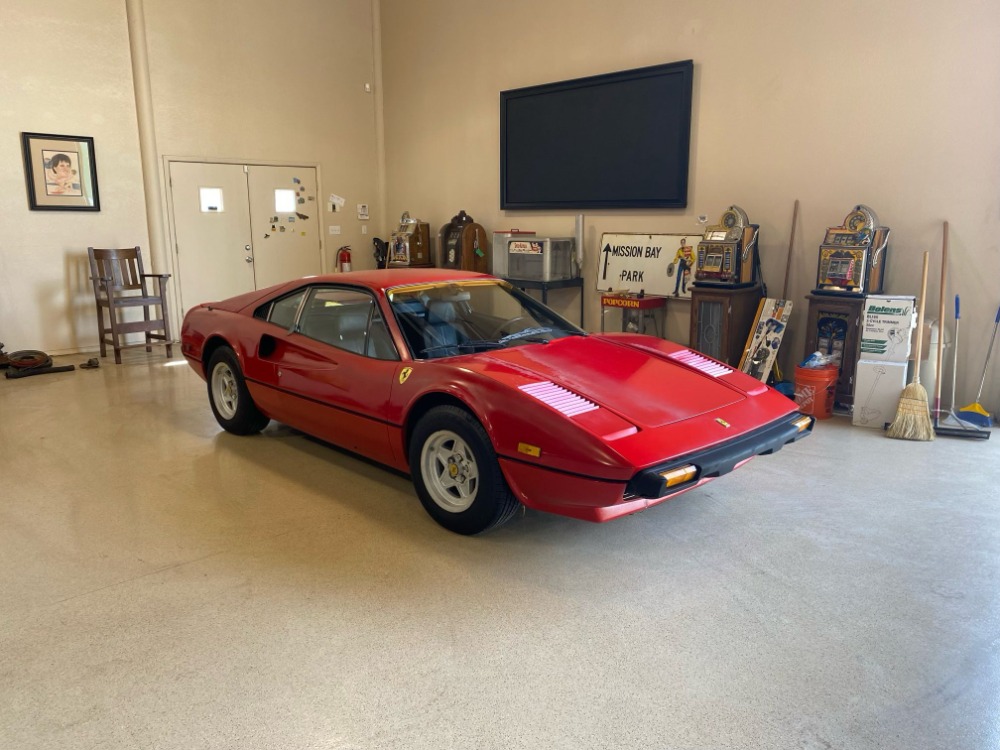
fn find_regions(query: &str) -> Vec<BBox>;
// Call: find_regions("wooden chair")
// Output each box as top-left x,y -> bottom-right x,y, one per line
87,246 -> 173,364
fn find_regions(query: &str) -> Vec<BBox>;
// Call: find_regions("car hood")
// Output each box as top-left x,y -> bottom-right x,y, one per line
473,336 -> 747,429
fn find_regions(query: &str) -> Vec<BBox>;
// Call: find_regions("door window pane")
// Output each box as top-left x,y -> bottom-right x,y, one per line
200,187 -> 224,212
274,189 -> 297,213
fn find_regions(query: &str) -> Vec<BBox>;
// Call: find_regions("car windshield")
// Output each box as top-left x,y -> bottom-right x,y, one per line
387,279 -> 585,360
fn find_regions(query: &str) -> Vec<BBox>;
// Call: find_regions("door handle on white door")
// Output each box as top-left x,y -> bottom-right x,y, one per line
245,256 -> 253,263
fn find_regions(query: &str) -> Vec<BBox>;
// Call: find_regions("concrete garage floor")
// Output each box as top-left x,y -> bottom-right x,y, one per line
1,351 -> 998,750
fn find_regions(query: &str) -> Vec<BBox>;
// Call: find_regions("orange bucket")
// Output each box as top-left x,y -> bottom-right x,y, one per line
794,365 -> 838,419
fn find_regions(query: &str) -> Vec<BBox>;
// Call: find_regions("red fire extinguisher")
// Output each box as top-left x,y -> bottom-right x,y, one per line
337,245 -> 352,273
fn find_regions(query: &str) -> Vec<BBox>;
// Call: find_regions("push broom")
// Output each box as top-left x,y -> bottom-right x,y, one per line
958,302 -> 1000,428
887,251 -> 934,441
937,295 -> 990,439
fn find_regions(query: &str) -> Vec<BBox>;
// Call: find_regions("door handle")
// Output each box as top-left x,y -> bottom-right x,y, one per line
245,244 -> 251,251
245,256 -> 253,263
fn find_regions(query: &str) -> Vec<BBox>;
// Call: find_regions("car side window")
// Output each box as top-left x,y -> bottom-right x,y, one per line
264,290 -> 307,328
296,287 -> 398,361
366,309 -> 398,360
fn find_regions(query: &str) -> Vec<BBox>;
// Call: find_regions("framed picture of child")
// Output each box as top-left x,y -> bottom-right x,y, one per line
20,132 -> 100,211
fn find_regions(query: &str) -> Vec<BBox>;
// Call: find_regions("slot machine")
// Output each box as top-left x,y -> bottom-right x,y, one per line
813,204 -> 889,296
388,212 -> 432,267
438,210 -> 489,274
694,205 -> 759,288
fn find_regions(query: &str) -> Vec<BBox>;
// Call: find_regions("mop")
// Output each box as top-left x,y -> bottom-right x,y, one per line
936,295 -> 990,439
958,303 -> 1000,428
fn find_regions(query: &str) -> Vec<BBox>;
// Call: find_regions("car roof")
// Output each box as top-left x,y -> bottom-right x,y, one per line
290,268 -> 494,294
205,269 -> 500,315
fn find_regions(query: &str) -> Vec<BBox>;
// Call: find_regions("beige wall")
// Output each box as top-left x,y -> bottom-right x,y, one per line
0,1 -> 149,354
1,0 -> 381,356
380,0 -> 1000,412
142,0 -> 383,277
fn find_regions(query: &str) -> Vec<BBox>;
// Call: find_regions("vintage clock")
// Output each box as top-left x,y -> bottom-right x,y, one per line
694,205 -> 760,288
813,204 -> 889,296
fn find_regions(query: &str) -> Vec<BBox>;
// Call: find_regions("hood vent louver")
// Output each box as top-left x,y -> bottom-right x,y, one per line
668,350 -> 733,377
519,381 -> 599,417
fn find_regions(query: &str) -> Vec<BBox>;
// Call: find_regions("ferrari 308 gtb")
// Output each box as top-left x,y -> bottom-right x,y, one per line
181,269 -> 813,534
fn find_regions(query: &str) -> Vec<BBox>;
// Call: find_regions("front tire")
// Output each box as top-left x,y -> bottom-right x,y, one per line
207,347 -> 269,435
409,405 -> 520,535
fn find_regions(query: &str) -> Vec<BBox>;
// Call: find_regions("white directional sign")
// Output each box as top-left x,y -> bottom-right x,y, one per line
597,233 -> 698,298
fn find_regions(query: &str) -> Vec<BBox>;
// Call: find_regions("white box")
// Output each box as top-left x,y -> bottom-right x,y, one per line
859,295 -> 916,362
506,236 -> 577,281
852,360 -> 909,428
492,230 -> 534,278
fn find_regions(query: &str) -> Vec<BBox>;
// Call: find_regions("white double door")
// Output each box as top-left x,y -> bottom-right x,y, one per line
169,161 -> 323,312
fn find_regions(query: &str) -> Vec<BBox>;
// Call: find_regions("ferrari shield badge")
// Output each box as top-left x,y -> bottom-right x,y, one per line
715,417 -> 731,428
399,367 -> 412,385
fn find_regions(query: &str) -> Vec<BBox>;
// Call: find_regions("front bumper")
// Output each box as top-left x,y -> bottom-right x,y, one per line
625,412 -> 814,499
499,411 -> 814,523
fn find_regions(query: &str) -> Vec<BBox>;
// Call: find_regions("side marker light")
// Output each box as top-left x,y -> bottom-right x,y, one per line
793,415 -> 813,432
659,464 -> 697,488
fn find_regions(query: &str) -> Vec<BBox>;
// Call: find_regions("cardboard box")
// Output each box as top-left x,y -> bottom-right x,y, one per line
852,360 -> 909,428
859,295 -> 916,362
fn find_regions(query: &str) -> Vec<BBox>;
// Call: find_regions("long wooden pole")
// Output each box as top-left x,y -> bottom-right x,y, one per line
782,199 -> 799,300
934,221 -> 948,423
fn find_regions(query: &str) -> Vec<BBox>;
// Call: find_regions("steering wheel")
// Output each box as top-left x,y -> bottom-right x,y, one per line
490,316 -> 531,339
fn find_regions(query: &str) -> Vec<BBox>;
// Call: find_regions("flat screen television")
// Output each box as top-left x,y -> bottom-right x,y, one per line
500,60 -> 694,210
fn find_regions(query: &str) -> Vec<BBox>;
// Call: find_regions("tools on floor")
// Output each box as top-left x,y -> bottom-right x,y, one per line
958,303 -> 1000,428
936,295 -> 990,439
887,251 -> 934,440
3,349 -> 76,379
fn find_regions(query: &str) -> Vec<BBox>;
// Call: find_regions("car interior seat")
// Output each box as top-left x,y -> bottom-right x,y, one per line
392,298 -> 428,356
424,300 -> 461,357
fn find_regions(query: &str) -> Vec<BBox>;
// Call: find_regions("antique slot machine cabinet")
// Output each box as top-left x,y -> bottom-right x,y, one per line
388,212 -> 433,267
813,204 -> 889,296
438,210 -> 490,274
694,205 -> 760,287
689,205 -> 763,367
804,205 -> 890,409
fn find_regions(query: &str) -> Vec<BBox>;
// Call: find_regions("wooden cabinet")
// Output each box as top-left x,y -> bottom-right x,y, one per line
803,293 -> 865,408
689,284 -> 762,367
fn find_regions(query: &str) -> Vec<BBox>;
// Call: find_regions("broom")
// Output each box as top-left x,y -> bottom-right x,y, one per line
937,295 -> 990,438
887,250 -> 934,440
957,302 -> 1000,428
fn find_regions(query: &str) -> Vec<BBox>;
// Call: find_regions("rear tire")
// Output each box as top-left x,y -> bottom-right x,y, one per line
207,347 -> 269,435
410,405 -> 520,535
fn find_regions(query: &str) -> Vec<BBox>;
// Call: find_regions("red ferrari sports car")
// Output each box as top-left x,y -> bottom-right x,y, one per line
181,269 -> 813,534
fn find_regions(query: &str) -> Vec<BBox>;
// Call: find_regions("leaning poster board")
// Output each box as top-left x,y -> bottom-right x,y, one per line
739,298 -> 794,381
598,233 -> 698,298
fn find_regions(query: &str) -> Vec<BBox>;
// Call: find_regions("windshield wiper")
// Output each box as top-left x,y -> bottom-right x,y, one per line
458,340 -> 506,350
420,340 -> 505,357
498,326 -> 553,344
